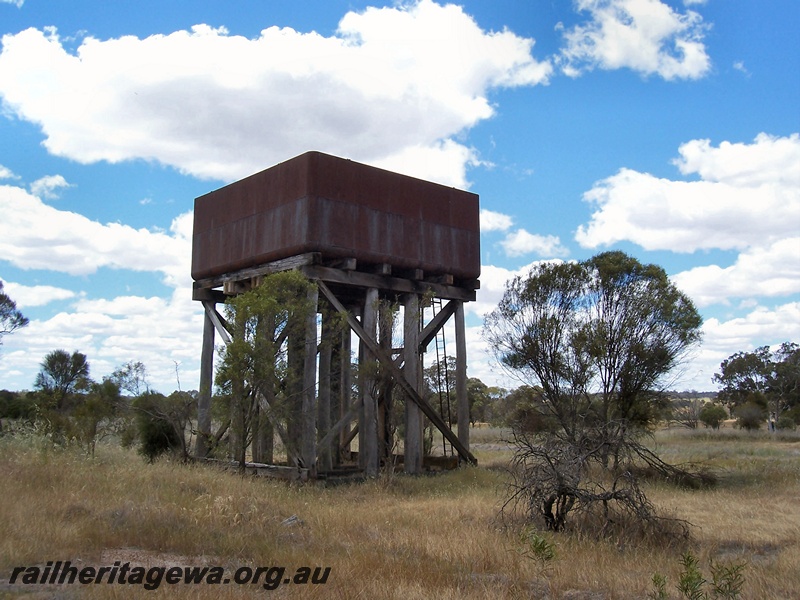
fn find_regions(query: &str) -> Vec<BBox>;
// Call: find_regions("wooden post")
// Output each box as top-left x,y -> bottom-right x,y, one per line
252,313 -> 274,464
455,301 -> 469,457
360,287 -> 380,477
301,284 -> 319,477
339,314 -> 353,462
230,310 -> 246,464
286,314 -> 304,464
317,305 -> 333,473
378,301 -> 395,462
195,305 -> 215,458
403,293 -> 423,474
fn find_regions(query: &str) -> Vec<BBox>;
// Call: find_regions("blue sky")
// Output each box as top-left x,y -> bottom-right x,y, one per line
0,0 -> 798,393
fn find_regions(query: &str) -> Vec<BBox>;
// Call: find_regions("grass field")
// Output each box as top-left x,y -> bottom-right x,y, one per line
1,425 -> 799,599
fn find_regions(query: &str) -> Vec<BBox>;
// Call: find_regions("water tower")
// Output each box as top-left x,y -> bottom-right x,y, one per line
191,151 -> 480,479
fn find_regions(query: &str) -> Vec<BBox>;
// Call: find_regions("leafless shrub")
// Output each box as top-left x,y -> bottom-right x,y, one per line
501,427 -> 696,545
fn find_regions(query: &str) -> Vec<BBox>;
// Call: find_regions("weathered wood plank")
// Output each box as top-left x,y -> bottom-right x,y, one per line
455,301 -> 469,454
195,308 -> 215,458
301,265 -> 476,302
201,301 -> 232,344
360,287 -> 380,477
301,285 -> 319,476
193,253 -> 322,290
404,293 -> 423,474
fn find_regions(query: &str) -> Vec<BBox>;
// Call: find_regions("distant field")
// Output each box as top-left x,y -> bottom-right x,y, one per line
2,426 -> 799,599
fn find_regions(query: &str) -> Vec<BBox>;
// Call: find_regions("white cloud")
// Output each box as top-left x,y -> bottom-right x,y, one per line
0,164 -> 17,180
732,60 -> 749,76
480,209 -> 514,232
0,287 -> 203,392
674,132 -> 800,187
29,174 -> 72,200
0,183 -> 191,286
676,302 -> 800,390
576,133 -> 800,307
0,1 -> 552,188
702,303 -> 800,355
1,280 -> 76,307
560,0 -> 710,80
0,0 -> 24,7
500,228 -> 569,258
576,133 -> 800,253
673,238 -> 800,308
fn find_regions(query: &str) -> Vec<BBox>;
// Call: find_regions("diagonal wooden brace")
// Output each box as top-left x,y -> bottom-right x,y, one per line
201,300 -> 232,344
417,299 -> 458,353
316,281 -> 477,465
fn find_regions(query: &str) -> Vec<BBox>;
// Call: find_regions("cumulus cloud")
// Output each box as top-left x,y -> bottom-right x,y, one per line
480,208 -> 514,232
576,133 -> 800,307
1,287 -> 203,392
0,180 -> 201,390
673,238 -> 800,308
695,303 -> 800,388
0,183 -> 191,286
673,132 -> 800,187
1,280 -> 76,307
500,229 -> 569,258
576,133 -> 800,252
0,1 -> 552,188
29,174 -> 72,200
559,0 -> 710,80
0,164 -> 17,180
0,0 -> 24,7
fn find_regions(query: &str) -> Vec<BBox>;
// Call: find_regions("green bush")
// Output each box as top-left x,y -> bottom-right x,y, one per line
782,405 -> 800,425
132,392 -> 183,462
699,404 -> 727,430
0,390 -> 37,421
651,551 -> 746,600
734,402 -> 766,431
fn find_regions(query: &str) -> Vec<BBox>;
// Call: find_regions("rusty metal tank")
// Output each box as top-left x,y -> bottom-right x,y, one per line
191,151 -> 480,283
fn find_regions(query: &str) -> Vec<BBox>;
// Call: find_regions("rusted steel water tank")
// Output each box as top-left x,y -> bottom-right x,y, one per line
191,151 -> 480,283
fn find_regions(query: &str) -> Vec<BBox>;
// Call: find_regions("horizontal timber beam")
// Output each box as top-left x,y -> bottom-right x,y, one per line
193,253 -> 321,291
301,265 -> 476,302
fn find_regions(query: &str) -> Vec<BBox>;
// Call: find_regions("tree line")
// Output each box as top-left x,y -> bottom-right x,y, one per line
2,273 -> 798,466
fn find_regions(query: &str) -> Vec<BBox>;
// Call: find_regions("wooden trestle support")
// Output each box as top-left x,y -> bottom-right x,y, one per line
193,253 -> 477,480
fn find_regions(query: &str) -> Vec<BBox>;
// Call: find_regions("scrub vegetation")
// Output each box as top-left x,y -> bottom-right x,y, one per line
1,425 -> 799,599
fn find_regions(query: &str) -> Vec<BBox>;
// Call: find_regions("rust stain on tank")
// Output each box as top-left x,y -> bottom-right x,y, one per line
191,151 -> 480,282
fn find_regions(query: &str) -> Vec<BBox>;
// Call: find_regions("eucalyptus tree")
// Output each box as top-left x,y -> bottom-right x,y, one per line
215,271 -> 319,469
34,349 -> 91,411
485,251 -> 705,535
485,251 -> 702,441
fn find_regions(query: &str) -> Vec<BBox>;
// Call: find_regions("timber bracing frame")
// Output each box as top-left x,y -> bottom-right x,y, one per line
193,253 -> 477,478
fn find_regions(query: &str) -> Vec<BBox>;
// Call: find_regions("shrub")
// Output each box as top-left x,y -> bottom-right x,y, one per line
734,402 -> 766,431
782,405 -> 800,426
652,551 -> 746,600
699,404 -> 727,430
132,392 -> 184,462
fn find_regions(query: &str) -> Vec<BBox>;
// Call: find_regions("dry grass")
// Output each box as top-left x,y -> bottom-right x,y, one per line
1,426 -> 799,599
